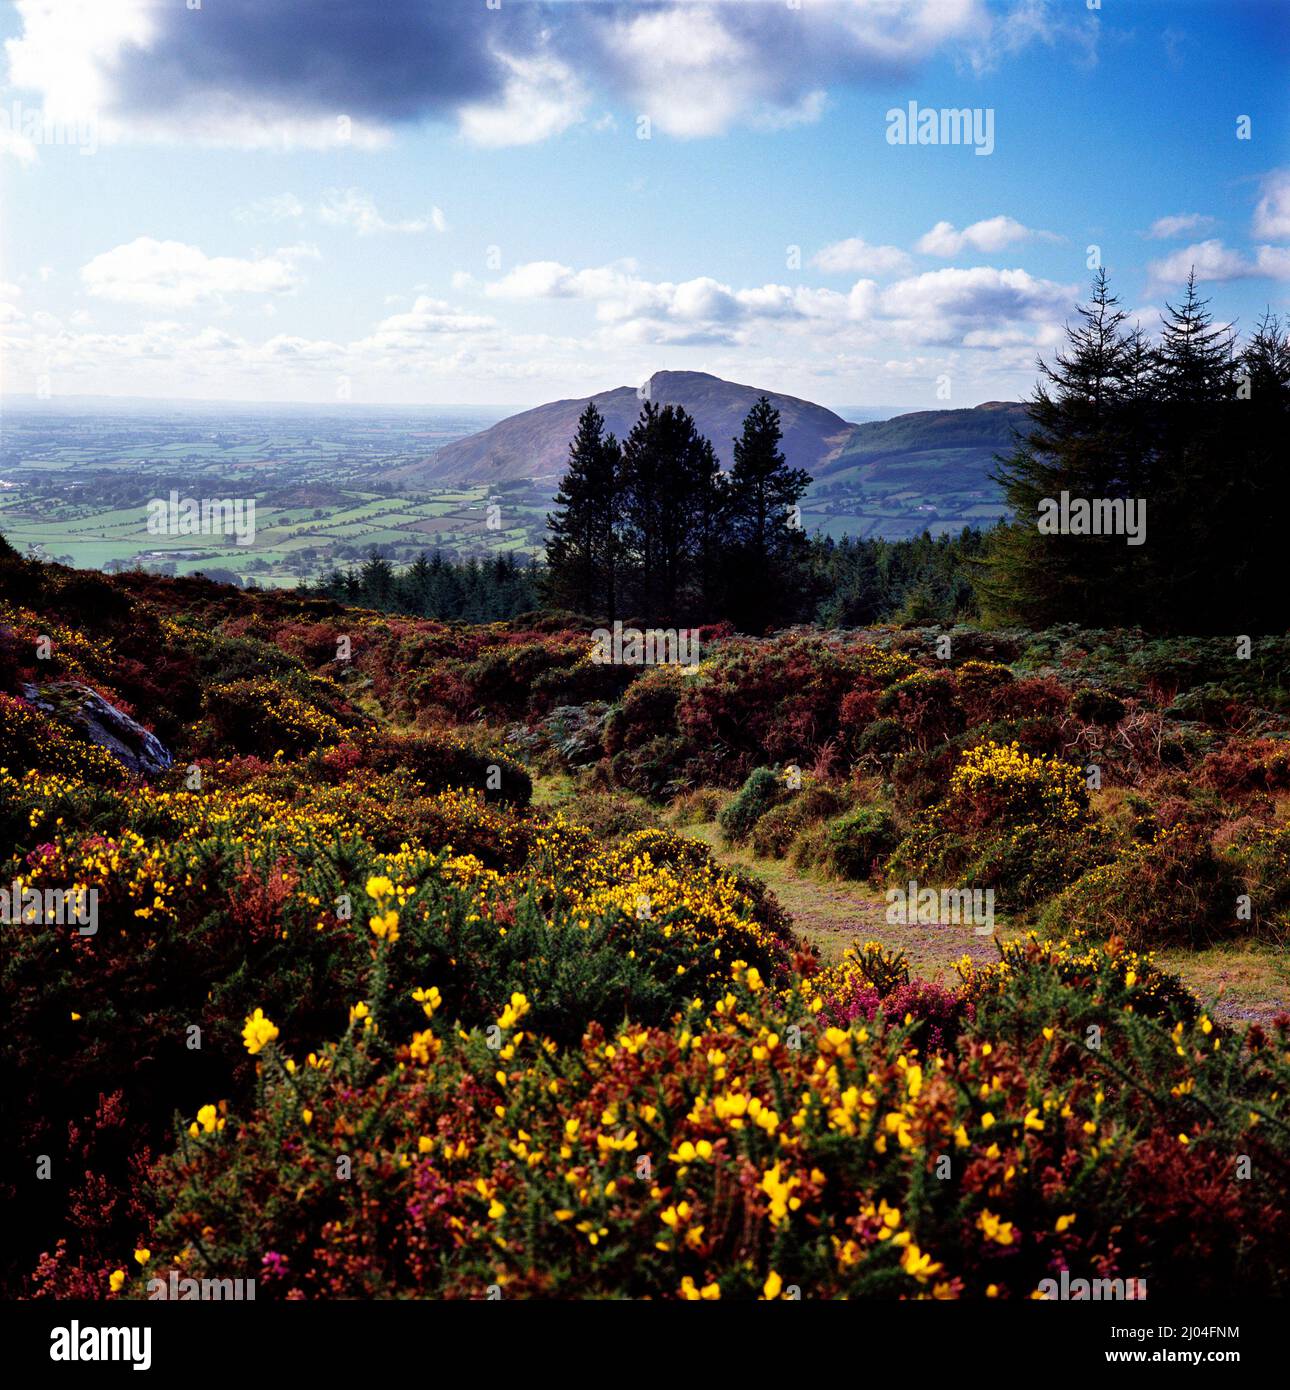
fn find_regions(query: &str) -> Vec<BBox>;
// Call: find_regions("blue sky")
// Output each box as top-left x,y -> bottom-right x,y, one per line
1,0 -> 1287,409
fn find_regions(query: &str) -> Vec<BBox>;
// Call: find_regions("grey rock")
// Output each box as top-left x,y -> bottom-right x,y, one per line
20,680 -> 173,777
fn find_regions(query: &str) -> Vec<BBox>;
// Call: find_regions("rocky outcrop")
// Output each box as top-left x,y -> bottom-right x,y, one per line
20,681 -> 173,777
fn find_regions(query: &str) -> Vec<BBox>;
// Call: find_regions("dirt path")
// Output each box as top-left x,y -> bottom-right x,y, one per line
680,820 -> 1007,983
680,821 -> 1289,1024
531,777 -> 1286,1024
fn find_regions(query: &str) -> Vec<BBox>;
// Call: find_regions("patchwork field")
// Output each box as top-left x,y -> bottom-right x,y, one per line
0,406 -> 1012,588
0,406 -> 549,586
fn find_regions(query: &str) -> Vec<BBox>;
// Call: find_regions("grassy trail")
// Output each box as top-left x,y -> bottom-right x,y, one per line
532,775 -> 1288,1025
679,818 -> 1007,983
686,819 -> 1288,1023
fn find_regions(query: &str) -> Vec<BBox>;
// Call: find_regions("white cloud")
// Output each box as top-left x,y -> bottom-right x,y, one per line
472,256 -> 1078,357
1145,213 -> 1215,239
968,0 -> 1099,74
3,0 -> 388,151
916,216 -> 1042,256
1147,238 -> 1290,287
1255,245 -> 1290,279
318,188 -> 445,236
456,51 -> 586,148
1253,169 -> 1290,241
5,0 -> 153,122
812,237 -> 912,276
80,238 -> 316,309
601,5 -> 767,139
483,260 -> 621,301
877,266 -> 1075,344
1,0 -> 1011,150
479,259 -> 866,339
5,256 -> 1089,405
252,334 -> 346,364
356,296 -> 497,355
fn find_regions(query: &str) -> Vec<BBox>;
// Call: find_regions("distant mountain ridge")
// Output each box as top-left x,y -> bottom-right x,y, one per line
392,370 -> 857,484
387,371 -> 1029,539
822,400 -> 1026,473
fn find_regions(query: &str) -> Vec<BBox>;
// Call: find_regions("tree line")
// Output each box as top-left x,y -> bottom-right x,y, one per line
812,528 -> 986,627
305,526 -> 987,628
544,395 -> 814,630
980,269 -> 1290,632
309,550 -> 540,621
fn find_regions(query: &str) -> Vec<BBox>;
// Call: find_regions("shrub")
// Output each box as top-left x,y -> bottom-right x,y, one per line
814,941 -> 911,1007
0,693 -> 126,783
608,733 -> 694,801
889,746 -> 957,811
957,931 -> 1203,1027
460,638 -> 586,718
1038,825 -> 1244,947
1222,824 -> 1290,936
141,973 -> 1277,1298
882,980 -> 974,1054
1198,737 -> 1290,797
854,716 -> 905,766
557,787 -> 659,841
820,805 -> 900,880
886,742 -> 1098,907
603,664 -> 688,758
950,741 -> 1090,830
198,677 -> 355,757
954,660 -> 1016,722
611,826 -> 717,877
362,731 -> 531,805
1165,684 -> 1242,726
1070,687 -> 1127,725
535,702 -> 613,767
890,815 -> 1098,911
129,940 -> 1290,1300
718,767 -> 785,845
876,670 -> 966,750
749,782 -> 846,858
669,788 -> 726,826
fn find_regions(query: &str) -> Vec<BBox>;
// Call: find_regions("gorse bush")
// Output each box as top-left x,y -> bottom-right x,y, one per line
0,692 -> 126,782
1042,822 -> 1290,948
950,741 -> 1090,830
361,730 -> 532,806
749,781 -> 847,859
887,742 -> 1099,908
2,749 -> 798,1293
3,551 -> 1289,1302
121,943 -> 1290,1301
820,805 -> 901,880
719,767 -> 786,845
197,677 -> 357,757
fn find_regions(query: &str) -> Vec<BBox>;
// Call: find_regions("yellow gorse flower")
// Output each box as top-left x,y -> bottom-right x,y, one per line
241,1008 -> 279,1055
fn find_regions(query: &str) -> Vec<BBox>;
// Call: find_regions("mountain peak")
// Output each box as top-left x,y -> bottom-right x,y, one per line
645,369 -> 722,387
399,371 -> 855,485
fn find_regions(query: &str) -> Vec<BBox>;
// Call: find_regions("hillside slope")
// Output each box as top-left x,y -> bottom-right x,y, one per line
801,400 -> 1026,539
390,377 -> 1027,539
395,370 -> 856,485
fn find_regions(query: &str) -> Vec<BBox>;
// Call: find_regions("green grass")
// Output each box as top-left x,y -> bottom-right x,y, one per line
531,770 -> 1287,1022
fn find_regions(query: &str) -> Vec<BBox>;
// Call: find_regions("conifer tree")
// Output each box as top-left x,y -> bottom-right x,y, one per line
619,401 -> 715,624
724,396 -> 812,630
983,269 -> 1288,632
1154,270 -> 1237,403
544,402 -> 621,617
981,270 -> 1140,624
